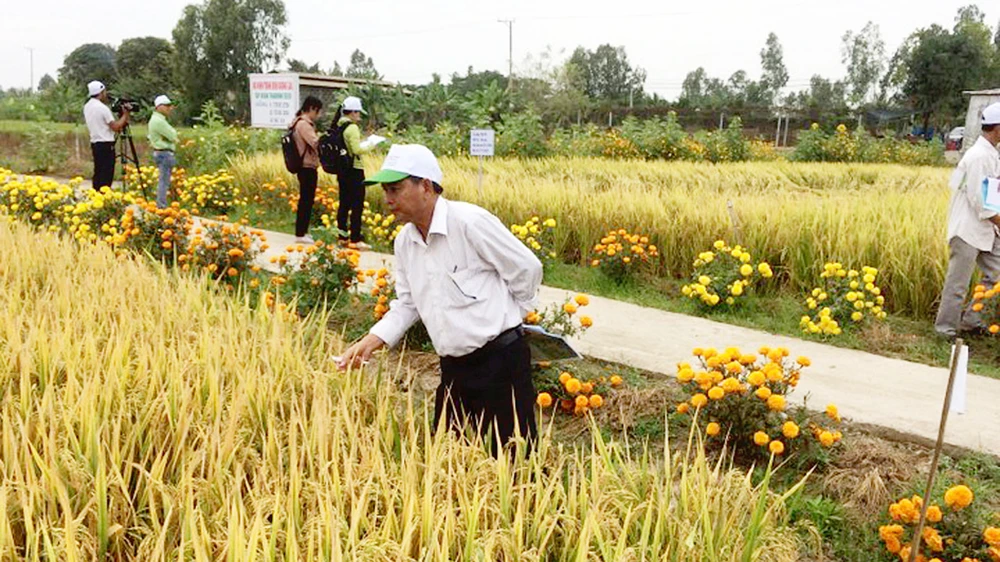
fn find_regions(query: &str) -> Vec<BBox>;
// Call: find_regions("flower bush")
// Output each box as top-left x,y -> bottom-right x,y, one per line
175,170 -> 246,215
681,240 -> 774,308
0,172 -> 77,230
534,365 -> 623,416
510,215 -> 558,262
674,345 -> 842,461
792,122 -> 945,166
524,293 -> 593,339
878,484 -> 1000,562
117,201 -> 195,263
590,228 -> 659,284
800,263 -> 887,335
273,225 -> 360,313
969,281 -> 1000,336
182,220 -> 266,289
365,267 -> 393,321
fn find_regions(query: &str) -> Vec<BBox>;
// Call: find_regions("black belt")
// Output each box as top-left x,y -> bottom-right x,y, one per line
154,149 -> 175,153
442,325 -> 525,366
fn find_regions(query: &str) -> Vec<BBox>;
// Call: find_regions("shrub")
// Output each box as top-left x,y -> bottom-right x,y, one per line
970,281 -> 1000,336
878,484 -> 998,561
589,228 -> 659,284
497,110 -> 549,158
509,215 -> 558,262
674,345 -> 842,462
681,239 -> 774,308
182,220 -> 265,289
800,262 -> 886,335
533,364 -> 622,416
272,225 -> 360,313
523,293 -> 594,339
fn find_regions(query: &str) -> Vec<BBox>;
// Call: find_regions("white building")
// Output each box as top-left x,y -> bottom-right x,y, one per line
963,88 -> 1000,151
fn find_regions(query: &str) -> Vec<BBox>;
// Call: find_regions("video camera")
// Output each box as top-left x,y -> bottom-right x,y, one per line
111,97 -> 139,115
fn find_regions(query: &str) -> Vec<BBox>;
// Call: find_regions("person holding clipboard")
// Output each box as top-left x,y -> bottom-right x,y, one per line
934,102 -> 1000,339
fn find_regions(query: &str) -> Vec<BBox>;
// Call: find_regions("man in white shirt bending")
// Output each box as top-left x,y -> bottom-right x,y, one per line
83,80 -> 130,189
934,102 -> 1000,338
339,144 -> 543,454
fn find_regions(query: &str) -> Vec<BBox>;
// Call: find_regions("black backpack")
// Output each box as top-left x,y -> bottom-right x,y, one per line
319,122 -> 354,175
281,117 -> 303,174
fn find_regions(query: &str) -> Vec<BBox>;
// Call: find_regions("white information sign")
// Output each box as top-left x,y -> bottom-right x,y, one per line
249,73 -> 300,129
469,129 -> 495,156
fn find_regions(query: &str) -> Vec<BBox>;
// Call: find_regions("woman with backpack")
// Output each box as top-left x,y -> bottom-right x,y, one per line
335,96 -> 374,250
291,96 -> 324,243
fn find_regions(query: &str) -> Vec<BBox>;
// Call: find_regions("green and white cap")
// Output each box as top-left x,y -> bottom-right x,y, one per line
365,144 -> 443,186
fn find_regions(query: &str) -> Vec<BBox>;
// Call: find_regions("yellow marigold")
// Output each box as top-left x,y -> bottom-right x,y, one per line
818,431 -> 835,447
677,368 -> 695,383
691,393 -> 708,408
747,371 -> 766,386
922,527 -> 944,552
782,421 -> 800,439
610,375 -> 623,387
563,302 -> 578,315
708,386 -> 725,400
766,394 -> 786,411
565,378 -> 582,394
796,356 -> 811,367
944,485 -> 973,510
983,527 -> 1000,547
536,392 -> 553,407
826,404 -> 840,422
575,395 -> 589,408
755,386 -> 772,400
879,524 -> 904,541
768,440 -> 785,455
589,394 -> 603,408
926,505 -> 943,523
574,294 -> 590,306
705,422 -> 721,436
579,315 -> 593,328
677,402 -> 690,414
753,431 -> 770,446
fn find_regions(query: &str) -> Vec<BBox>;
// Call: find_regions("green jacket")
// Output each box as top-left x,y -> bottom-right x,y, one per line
338,116 -> 370,170
148,111 -> 178,151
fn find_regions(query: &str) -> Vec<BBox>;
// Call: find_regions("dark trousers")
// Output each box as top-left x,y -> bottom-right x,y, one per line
336,167 -> 366,243
91,142 -> 115,190
295,167 -> 319,237
436,328 -> 537,456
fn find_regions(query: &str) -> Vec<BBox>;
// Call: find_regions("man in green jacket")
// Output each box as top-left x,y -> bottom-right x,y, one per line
148,95 -> 178,209
337,96 -> 374,249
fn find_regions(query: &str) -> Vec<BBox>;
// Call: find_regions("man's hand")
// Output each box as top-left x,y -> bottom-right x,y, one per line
991,215 -> 1000,228
337,333 -> 386,370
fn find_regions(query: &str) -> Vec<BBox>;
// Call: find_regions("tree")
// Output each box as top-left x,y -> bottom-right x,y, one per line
37,74 -> 56,92
759,32 -> 789,106
115,37 -> 175,106
173,0 -> 290,122
903,22 -> 992,128
59,43 -> 117,91
841,22 -> 886,107
346,49 -> 381,80
568,44 -> 646,105
450,67 -> 509,98
679,67 -> 707,107
287,59 -> 322,74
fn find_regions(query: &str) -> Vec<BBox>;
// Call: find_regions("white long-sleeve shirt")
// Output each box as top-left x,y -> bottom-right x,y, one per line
369,197 -> 543,357
947,135 -> 1000,251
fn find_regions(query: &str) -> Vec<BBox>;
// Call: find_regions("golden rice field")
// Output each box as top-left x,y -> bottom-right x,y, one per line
0,220 -> 801,561
230,153 -> 952,318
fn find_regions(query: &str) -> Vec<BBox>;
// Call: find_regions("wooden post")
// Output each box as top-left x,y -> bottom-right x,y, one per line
906,339 -> 963,562
726,200 -> 743,245
477,155 -> 483,198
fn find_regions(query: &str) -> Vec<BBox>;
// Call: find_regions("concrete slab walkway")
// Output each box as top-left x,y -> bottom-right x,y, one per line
252,226 -> 1000,457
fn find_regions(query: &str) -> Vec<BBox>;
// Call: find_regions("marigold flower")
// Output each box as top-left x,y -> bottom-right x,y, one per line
944,485 -> 973,510
536,393 -> 553,408
610,375 -> 623,387
708,386 -> 725,400
691,393 -> 708,408
769,440 -> 785,455
705,422 -> 721,436
589,394 -> 603,408
575,294 -> 590,306
766,394 -> 786,411
782,421 -> 800,439
755,386 -> 772,400
677,402 -> 690,414
753,431 -> 770,446
565,378 -> 582,394
563,302 -> 578,315
984,527 -> 1000,547
747,371 -> 766,386
826,404 -> 840,421
579,315 -> 593,328
818,431 -> 835,447
926,505 -> 943,523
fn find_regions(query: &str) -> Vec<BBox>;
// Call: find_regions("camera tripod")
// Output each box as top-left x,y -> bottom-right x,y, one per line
115,123 -> 148,199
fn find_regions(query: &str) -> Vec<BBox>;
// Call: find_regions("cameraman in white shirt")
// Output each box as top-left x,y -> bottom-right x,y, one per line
83,80 -> 130,190
340,144 -> 543,455
934,102 -> 1000,338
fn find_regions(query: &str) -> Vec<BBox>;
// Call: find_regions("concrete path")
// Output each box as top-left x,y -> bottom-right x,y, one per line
253,227 -> 1000,457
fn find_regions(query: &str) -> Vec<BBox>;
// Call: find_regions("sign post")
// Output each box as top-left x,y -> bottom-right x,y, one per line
469,129 -> 495,197
249,73 -> 300,129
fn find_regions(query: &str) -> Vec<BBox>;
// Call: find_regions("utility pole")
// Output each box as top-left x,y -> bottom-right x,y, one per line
498,19 -> 514,88
26,47 -> 34,92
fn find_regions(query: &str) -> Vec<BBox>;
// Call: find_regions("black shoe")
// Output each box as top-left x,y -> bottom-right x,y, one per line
958,326 -> 989,339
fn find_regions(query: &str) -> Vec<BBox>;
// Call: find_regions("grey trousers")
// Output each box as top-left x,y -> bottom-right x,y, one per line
934,235 -> 1000,335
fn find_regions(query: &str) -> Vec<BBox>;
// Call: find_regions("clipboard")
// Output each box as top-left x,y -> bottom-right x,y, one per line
523,325 -> 581,362
983,177 -> 1000,213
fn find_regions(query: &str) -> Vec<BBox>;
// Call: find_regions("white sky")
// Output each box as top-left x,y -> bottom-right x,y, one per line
1,0 -> 997,99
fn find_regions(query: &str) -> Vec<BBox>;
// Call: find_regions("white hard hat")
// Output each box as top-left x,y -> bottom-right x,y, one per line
983,102 -> 1000,126
154,95 -> 173,107
365,144 -> 443,186
87,81 -> 105,97
342,96 -> 366,114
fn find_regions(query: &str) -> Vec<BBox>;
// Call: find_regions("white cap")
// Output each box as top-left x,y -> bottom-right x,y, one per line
154,95 -> 173,107
365,144 -> 443,186
983,102 -> 1000,126
342,96 -> 366,114
87,81 -> 105,97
